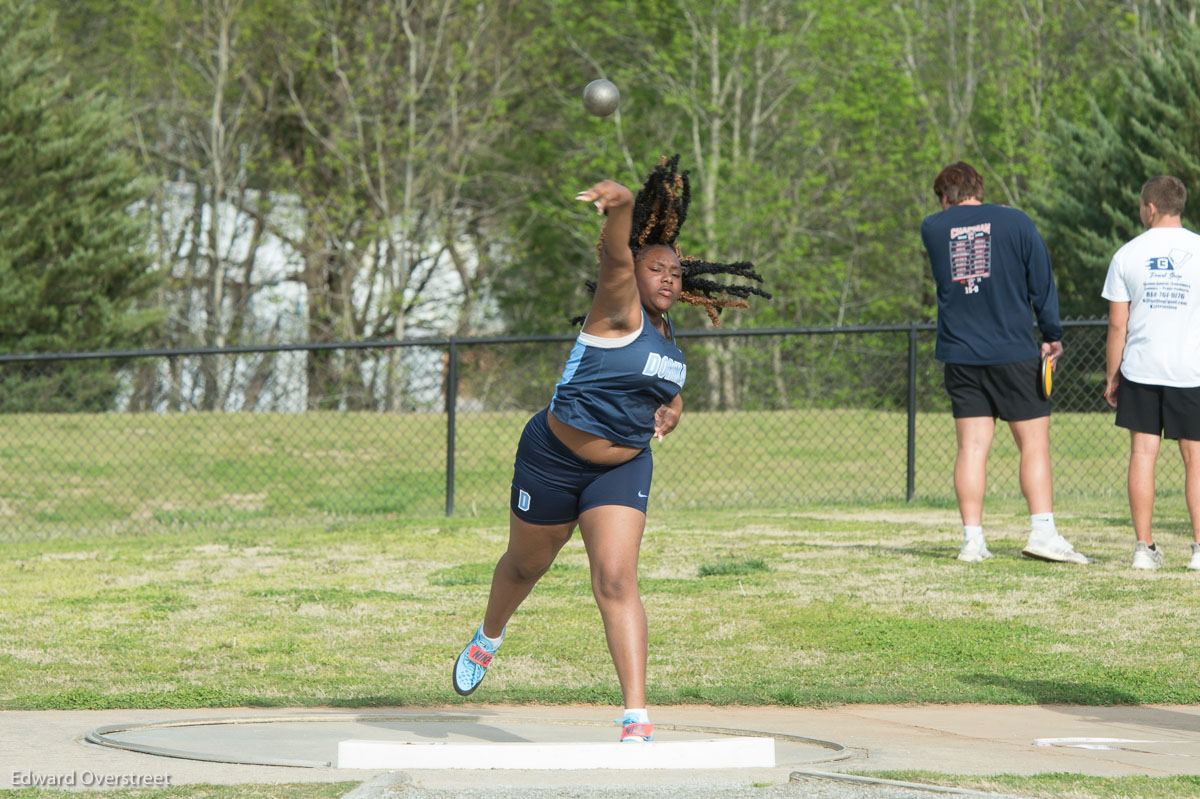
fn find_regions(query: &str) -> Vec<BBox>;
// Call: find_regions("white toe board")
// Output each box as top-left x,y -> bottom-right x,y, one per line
337,736 -> 775,770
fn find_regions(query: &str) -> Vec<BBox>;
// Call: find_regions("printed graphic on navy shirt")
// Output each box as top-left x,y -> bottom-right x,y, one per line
948,222 -> 992,295
1141,250 -> 1194,310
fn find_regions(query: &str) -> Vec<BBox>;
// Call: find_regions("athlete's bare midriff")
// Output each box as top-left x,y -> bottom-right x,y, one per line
546,408 -> 643,466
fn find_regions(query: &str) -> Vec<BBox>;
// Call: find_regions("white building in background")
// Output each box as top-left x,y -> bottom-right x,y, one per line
118,182 -> 502,413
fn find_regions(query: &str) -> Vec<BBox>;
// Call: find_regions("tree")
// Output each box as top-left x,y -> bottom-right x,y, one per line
1037,18 -> 1200,318
247,0 -> 534,410
55,0 -> 532,411
0,0 -> 161,411
49,0 -> 294,411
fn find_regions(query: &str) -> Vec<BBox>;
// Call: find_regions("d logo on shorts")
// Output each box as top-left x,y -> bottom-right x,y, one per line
518,489 -> 531,512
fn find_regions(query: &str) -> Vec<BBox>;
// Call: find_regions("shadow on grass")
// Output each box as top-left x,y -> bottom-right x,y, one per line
785,540 -> 954,559
795,540 -> 1119,565
960,673 -> 1139,705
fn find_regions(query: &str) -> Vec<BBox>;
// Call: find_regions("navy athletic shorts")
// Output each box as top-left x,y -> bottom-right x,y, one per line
509,408 -> 653,525
1115,374 -> 1200,441
943,358 -> 1049,421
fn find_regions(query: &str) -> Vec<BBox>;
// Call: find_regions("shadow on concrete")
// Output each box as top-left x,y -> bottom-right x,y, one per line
1045,705 -> 1200,735
959,675 -> 1200,735
357,716 -> 529,743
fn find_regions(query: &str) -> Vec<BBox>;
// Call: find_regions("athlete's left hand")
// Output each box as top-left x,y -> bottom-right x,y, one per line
653,403 -> 680,441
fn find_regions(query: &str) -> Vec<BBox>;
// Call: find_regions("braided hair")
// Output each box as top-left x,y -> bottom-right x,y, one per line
581,154 -> 771,326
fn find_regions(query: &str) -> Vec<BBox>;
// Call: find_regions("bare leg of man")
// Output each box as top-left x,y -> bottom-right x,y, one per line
1129,431 -> 1161,546
954,417 -> 995,526
1008,415 -> 1053,515
578,504 -> 648,710
1179,438 -> 1200,544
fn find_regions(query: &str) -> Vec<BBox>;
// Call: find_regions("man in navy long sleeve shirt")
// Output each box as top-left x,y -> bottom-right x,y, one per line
921,161 -> 1090,565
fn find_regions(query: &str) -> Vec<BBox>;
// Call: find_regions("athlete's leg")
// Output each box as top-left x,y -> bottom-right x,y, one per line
578,504 -> 648,710
481,512 -> 575,638
954,417 -> 995,526
1008,415 -> 1053,515
1179,438 -> 1200,544
1129,431 -> 1161,546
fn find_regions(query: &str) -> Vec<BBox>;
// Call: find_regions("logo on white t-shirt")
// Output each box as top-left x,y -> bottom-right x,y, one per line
1141,251 -> 1193,311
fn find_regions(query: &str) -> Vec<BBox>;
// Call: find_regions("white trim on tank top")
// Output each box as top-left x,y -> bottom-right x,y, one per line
575,316 -> 643,349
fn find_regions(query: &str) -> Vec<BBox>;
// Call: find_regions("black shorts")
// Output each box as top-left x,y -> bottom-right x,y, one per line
510,408 -> 653,525
1114,375 -> 1200,440
943,358 -> 1049,421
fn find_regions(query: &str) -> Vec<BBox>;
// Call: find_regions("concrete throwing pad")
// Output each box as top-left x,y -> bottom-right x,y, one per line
85,712 -> 846,771
338,736 -> 775,770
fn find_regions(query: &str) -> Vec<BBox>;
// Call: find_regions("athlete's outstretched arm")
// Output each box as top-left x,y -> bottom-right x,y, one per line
576,180 -> 639,333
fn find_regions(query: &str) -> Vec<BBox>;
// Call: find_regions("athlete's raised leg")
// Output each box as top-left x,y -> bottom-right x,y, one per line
482,512 -> 575,638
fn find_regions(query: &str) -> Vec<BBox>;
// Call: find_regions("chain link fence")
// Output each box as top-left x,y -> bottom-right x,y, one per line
0,319 -> 1172,541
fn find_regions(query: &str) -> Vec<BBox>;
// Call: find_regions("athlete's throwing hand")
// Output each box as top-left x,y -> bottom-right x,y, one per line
576,180 -> 633,215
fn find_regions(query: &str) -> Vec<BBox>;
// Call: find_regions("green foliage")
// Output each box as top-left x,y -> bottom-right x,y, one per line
0,1 -> 161,409
18,0 -> 1172,376
1038,18 -> 1200,317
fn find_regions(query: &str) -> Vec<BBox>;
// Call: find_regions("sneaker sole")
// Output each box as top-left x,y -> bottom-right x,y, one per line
1021,545 -> 1090,564
1020,547 -> 1064,562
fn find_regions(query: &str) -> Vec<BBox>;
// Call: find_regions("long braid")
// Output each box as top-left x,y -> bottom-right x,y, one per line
630,154 -> 689,251
678,257 -> 772,326
574,154 -> 770,326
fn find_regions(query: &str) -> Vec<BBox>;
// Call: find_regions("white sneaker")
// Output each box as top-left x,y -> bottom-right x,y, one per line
1188,543 -> 1200,571
957,537 -> 993,563
1132,542 -> 1164,570
1022,532 -> 1092,564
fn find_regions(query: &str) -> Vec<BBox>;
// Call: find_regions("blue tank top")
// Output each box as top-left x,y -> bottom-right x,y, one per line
549,309 -> 686,448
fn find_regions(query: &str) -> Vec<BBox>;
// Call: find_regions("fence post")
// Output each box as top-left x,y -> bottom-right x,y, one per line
445,338 -> 458,517
906,323 -> 918,502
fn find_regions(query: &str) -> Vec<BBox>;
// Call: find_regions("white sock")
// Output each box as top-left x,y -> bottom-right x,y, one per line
963,525 -> 983,545
623,708 -> 649,723
1031,513 -> 1055,538
479,624 -> 504,648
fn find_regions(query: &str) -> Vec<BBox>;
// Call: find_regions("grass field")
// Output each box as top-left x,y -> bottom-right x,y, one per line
3,498 -> 1198,710
0,408 -> 1183,537
4,504 -> 1199,797
2,409 -> 1197,799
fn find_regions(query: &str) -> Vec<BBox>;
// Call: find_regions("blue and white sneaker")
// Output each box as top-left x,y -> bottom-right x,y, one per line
453,624 -> 502,697
619,716 -> 654,743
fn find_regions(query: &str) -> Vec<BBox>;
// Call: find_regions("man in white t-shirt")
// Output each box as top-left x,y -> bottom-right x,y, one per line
1102,175 -> 1200,571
